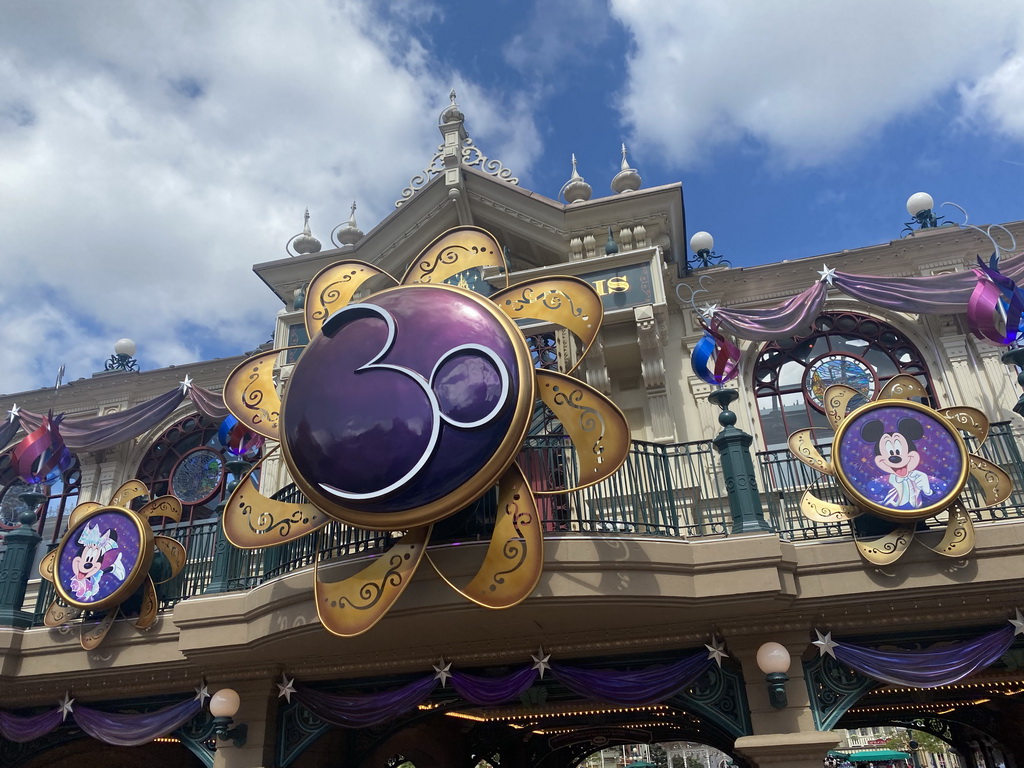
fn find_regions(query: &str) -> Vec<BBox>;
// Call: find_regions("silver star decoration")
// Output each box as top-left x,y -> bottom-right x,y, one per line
7,403 -> 19,423
1010,609 -> 1024,636
433,657 -> 452,687
812,629 -> 839,658
194,683 -> 210,703
705,637 -> 728,667
277,673 -> 297,703
58,692 -> 74,720
700,302 -> 719,319
817,265 -> 836,285
179,374 -> 193,394
531,647 -> 551,679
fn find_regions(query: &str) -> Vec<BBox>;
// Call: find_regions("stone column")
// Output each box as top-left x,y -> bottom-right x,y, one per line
210,678 -> 277,768
636,305 -> 676,441
730,631 -> 842,768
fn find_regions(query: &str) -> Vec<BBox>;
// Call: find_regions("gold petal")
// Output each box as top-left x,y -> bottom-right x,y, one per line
969,455 -> 1014,506
490,277 -> 603,374
400,227 -> 507,287
426,463 -> 543,609
788,430 -> 834,475
223,350 -> 283,441
138,495 -> 182,524
305,260 -> 398,337
853,525 -> 915,565
81,610 -> 118,650
315,525 -> 431,637
133,577 -> 158,629
823,385 -> 861,430
534,370 -> 631,494
38,549 -> 58,582
800,491 -> 861,522
878,374 -> 929,401
66,502 -> 102,529
223,451 -> 329,549
939,406 -> 990,446
153,536 -> 187,582
43,599 -> 73,627
109,480 -> 150,509
923,502 -> 975,558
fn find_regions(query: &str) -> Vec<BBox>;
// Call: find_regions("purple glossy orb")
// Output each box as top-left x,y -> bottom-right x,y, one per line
283,285 -> 522,517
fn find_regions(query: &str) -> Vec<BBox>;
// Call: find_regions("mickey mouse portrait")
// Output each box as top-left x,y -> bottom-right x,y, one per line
860,417 -> 934,509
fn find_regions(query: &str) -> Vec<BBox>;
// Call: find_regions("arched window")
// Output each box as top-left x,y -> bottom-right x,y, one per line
753,312 -> 935,449
0,455 -> 81,544
135,413 -> 258,526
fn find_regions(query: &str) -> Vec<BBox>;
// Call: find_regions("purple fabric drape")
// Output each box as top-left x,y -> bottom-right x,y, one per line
188,385 -> 229,421
451,666 -> 538,706
0,419 -> 20,452
73,698 -> 202,747
19,388 -> 186,453
293,676 -> 438,728
550,652 -> 713,706
0,708 -> 63,743
834,625 -> 1015,688
711,282 -> 827,342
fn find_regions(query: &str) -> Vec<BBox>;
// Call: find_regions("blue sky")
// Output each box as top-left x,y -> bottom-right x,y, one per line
1,0 -> 1023,395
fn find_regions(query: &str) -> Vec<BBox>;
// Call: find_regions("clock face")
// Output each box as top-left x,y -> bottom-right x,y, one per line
804,353 -> 877,411
280,284 -> 535,530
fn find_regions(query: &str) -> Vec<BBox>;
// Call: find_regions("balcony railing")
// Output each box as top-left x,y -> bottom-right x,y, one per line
23,422 -> 1024,624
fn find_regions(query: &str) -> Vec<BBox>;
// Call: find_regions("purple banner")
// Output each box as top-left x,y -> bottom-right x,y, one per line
551,651 -> 713,705
834,625 -> 1015,688
293,676 -> 438,728
452,666 -> 538,706
0,708 -> 63,743
74,698 -> 202,747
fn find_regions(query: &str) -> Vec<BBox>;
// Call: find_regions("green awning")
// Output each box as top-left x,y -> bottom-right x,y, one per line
830,751 -> 911,762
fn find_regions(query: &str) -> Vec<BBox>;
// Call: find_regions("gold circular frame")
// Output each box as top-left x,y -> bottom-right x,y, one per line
53,506 -> 155,611
280,283 -> 537,530
833,399 -> 969,522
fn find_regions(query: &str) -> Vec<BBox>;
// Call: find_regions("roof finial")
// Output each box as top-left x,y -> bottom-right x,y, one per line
611,143 -> 642,194
560,154 -> 592,204
288,208 -> 321,256
332,199 -> 364,247
449,88 -> 457,106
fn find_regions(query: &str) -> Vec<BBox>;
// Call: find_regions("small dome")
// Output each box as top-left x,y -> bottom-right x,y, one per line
610,144 -> 642,194
334,201 -> 364,247
291,208 -> 322,255
560,154 -> 592,204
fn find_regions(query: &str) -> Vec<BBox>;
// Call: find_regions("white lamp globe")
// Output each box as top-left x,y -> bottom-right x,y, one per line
113,338 -> 137,357
906,192 -> 934,217
690,231 -> 714,253
756,642 -> 792,675
210,688 -> 241,718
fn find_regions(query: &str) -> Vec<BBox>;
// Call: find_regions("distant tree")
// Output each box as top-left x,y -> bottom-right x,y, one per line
884,730 -> 948,755
651,743 -> 669,768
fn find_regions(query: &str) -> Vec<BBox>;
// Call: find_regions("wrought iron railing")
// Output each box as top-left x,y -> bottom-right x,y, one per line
757,420 -> 1024,541
24,422 -> 1024,622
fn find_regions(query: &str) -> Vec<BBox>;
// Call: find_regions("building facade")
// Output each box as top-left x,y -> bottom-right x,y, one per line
1,102 -> 1023,768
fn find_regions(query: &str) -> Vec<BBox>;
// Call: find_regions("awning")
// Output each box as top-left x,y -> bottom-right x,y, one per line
829,750 -> 911,762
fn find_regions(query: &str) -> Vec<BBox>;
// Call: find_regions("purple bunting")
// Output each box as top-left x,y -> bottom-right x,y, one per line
188,385 -> 230,421
0,708 -> 63,743
711,282 -> 826,342
73,697 -> 203,747
550,651 -> 713,705
833,625 -> 1015,688
452,666 -> 538,706
19,388 -> 186,453
293,676 -> 438,728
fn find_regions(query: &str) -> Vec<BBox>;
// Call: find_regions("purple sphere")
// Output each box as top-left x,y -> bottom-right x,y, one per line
283,285 -> 529,525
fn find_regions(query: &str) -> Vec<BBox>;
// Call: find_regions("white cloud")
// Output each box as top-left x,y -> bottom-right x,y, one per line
0,0 -> 542,394
610,0 -> 1024,167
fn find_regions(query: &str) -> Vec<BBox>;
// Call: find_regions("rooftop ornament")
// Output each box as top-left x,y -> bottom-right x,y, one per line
610,143 -> 641,194
902,192 -> 951,234
686,230 -> 730,274
287,208 -> 323,256
105,338 -> 139,373
331,200 -> 364,248
560,154 -> 592,204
